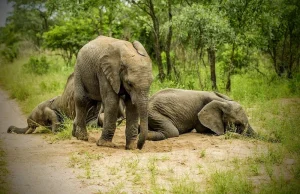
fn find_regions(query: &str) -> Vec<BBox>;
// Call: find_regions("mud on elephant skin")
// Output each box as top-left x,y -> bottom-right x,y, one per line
7,73 -> 100,134
147,88 -> 256,141
73,36 -> 153,150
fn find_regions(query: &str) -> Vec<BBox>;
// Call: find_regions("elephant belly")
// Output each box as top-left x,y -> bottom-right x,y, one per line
171,115 -> 198,134
82,79 -> 102,101
176,123 -> 195,134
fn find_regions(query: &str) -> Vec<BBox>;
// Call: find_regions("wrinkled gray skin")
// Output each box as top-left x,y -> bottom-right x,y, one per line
147,89 -> 256,141
7,73 -> 100,134
73,36 -> 153,150
98,98 -> 126,127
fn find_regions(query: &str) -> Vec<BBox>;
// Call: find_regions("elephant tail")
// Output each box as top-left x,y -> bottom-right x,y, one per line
7,126 -> 30,134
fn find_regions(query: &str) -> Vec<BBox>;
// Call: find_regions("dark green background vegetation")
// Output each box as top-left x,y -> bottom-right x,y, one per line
0,0 -> 299,193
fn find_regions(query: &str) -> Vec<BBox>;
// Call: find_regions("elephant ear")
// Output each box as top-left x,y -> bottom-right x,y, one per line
214,92 -> 233,101
100,44 -> 121,94
198,100 -> 230,135
132,40 -> 148,57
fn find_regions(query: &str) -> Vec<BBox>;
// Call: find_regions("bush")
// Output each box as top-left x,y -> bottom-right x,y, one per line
23,56 -> 50,75
0,44 -> 19,62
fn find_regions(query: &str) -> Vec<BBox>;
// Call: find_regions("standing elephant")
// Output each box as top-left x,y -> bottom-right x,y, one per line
73,36 -> 153,150
98,98 -> 126,127
147,89 -> 256,141
7,73 -> 100,134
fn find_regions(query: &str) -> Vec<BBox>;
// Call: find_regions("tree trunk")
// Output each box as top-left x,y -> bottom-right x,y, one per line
207,47 -> 217,91
98,6 -> 104,35
166,0 -> 173,78
226,43 -> 235,92
149,0 -> 165,82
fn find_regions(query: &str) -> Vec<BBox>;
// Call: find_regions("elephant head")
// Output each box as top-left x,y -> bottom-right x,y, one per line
97,38 -> 153,149
198,100 -> 255,136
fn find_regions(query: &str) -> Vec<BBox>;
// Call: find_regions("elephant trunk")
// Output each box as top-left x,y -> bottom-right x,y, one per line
245,124 -> 256,137
7,126 -> 30,134
137,98 -> 149,150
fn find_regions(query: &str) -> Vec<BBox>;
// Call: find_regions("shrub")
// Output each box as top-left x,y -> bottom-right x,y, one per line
23,56 -> 50,75
0,44 -> 19,62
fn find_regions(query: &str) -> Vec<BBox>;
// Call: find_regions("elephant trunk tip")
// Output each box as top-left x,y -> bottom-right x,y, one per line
137,137 -> 146,150
137,129 -> 148,150
245,125 -> 257,137
7,126 -> 15,133
7,126 -> 29,134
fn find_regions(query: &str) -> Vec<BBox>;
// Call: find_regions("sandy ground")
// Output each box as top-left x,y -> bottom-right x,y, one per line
0,90 -> 98,194
0,89 -> 296,193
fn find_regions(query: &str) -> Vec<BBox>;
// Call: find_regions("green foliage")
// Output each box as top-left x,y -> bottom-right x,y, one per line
171,178 -> 200,194
23,56 -> 50,75
0,55 -> 72,114
6,0 -> 56,46
0,24 -> 20,62
0,44 -> 19,63
259,0 -> 300,77
43,17 -> 96,66
174,4 -> 231,49
208,171 -> 253,194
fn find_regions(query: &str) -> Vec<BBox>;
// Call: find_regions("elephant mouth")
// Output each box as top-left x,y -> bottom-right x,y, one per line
225,122 -> 244,134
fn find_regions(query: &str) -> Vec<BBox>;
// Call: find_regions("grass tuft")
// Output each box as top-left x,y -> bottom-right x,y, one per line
208,170 -> 253,194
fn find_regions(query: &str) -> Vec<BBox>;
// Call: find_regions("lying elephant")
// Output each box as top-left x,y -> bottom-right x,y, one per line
7,73 -> 100,134
147,88 -> 256,141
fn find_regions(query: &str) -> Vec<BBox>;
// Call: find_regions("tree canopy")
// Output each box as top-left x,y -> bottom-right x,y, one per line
1,0 -> 299,91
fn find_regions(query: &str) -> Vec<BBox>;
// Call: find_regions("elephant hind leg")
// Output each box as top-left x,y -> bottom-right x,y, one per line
147,116 -> 179,141
73,94 -> 91,141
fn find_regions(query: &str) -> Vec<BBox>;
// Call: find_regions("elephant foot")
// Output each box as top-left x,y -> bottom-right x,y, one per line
75,130 -> 88,141
96,139 -> 117,148
125,140 -> 137,150
75,131 -> 88,141
72,123 -> 76,137
72,124 -> 88,141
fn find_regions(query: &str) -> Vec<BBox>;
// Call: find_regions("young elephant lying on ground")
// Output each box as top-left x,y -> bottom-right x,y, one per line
147,88 -> 256,141
7,73 -> 100,134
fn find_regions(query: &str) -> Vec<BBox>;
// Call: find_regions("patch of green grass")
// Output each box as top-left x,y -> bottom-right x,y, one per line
97,182 -> 126,194
199,149 -> 206,158
46,118 -> 73,143
259,177 -> 300,194
124,157 -> 140,174
171,177 -> 201,194
69,151 -> 101,179
208,170 -> 253,194
251,99 -> 300,154
0,55 -> 73,114
147,156 -> 167,193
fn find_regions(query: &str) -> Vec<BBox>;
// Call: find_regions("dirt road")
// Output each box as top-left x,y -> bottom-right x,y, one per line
0,90 -> 98,194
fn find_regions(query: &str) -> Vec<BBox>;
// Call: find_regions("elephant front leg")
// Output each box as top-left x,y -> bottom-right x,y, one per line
124,100 -> 139,150
97,97 -> 119,148
147,116 -> 179,141
44,107 -> 61,133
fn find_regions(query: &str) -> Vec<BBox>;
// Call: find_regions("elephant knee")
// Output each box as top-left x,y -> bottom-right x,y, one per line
147,131 -> 167,141
163,130 -> 179,139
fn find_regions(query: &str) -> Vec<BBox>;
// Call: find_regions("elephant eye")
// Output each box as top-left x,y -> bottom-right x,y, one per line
127,81 -> 133,87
